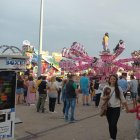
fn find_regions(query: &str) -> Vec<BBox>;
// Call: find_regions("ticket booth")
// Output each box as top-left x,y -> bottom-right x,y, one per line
0,55 -> 27,139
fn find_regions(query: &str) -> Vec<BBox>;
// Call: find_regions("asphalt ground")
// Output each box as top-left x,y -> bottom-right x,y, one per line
15,95 -> 136,140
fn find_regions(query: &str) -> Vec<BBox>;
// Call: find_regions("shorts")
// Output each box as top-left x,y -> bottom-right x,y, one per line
24,89 -> 28,97
81,88 -> 89,96
131,92 -> 137,99
16,88 -> 24,94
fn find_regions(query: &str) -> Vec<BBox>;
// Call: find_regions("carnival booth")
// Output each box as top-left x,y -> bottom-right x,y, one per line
0,54 -> 27,139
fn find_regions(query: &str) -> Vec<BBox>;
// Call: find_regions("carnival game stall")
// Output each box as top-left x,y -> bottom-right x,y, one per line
22,41 -> 60,78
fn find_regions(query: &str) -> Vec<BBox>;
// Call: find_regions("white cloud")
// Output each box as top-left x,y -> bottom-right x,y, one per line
0,0 -> 140,58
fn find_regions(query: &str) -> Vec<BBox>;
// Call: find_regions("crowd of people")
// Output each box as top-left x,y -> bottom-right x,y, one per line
15,72 -> 140,140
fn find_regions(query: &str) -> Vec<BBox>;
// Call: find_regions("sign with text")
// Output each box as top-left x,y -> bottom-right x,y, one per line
0,56 -> 27,70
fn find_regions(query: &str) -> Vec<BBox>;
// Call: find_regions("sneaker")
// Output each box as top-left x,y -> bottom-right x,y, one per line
122,108 -> 126,111
52,111 -> 57,113
86,103 -> 90,106
26,103 -> 30,106
65,116 -> 68,121
42,109 -> 45,113
70,118 -> 77,123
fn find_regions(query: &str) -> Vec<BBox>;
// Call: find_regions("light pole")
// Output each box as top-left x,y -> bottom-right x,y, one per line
37,0 -> 44,77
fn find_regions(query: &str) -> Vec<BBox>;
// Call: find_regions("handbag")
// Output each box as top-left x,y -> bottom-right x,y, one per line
30,86 -> 36,93
92,90 -> 95,97
100,89 -> 114,117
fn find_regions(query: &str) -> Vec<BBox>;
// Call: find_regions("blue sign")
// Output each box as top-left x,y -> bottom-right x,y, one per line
6,59 -> 25,66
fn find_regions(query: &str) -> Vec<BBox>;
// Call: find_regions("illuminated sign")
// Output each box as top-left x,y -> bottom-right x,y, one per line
6,59 -> 25,66
0,55 -> 28,70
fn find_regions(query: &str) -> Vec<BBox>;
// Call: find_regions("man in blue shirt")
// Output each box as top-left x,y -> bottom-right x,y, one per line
80,73 -> 89,105
118,74 -> 128,98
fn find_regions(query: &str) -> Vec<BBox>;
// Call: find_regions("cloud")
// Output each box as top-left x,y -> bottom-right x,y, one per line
0,0 -> 140,58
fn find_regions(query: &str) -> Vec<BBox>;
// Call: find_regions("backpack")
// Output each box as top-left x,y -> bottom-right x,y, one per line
38,81 -> 47,94
94,82 -> 99,90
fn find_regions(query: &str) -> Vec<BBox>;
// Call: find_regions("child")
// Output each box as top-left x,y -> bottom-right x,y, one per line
100,87 -> 111,116
103,87 -> 111,97
129,98 -> 140,140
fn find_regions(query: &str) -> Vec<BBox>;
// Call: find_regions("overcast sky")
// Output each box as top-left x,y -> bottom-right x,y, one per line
0,0 -> 140,58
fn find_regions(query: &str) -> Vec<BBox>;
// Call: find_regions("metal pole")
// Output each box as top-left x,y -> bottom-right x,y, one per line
37,0 -> 44,77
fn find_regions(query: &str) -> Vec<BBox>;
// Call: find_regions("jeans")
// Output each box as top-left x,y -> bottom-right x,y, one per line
95,93 -> 101,107
65,98 -> 76,121
63,100 -> 67,114
57,88 -> 61,104
106,107 -> 120,139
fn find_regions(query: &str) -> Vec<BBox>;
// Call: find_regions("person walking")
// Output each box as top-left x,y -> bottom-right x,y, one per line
129,75 -> 139,108
36,76 -> 42,88
118,74 -> 128,99
61,79 -> 67,116
36,76 -> 47,113
48,76 -> 59,113
80,73 -> 89,106
56,77 -> 62,104
16,75 -> 24,104
94,79 -> 102,108
23,75 -> 28,103
27,76 -> 36,105
65,75 -> 77,122
101,74 -> 129,140
89,79 -> 95,102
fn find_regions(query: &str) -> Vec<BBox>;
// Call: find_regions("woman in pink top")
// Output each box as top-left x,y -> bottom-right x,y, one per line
26,76 -> 36,105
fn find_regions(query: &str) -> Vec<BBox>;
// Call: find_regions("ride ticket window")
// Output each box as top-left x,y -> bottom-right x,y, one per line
0,71 -> 16,110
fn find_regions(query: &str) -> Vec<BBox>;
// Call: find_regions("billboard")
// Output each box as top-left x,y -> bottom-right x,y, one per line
0,71 -> 16,138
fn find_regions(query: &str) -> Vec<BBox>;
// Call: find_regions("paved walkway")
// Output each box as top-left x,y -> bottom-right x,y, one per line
15,96 -> 136,140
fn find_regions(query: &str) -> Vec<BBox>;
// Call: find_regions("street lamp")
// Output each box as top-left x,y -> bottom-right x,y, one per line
37,0 -> 44,77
